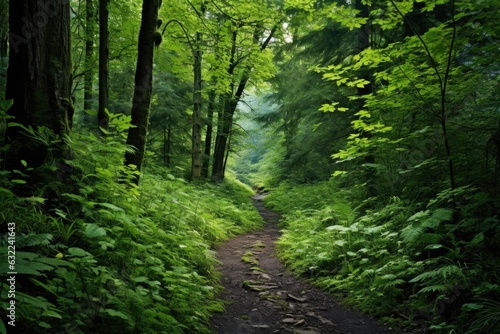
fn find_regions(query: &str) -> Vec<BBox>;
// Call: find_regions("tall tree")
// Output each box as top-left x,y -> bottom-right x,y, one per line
201,88 -> 217,177
98,0 -> 109,129
3,0 -> 72,177
211,27 -> 238,181
124,0 -> 161,182
191,27 -> 203,180
84,0 -> 96,111
211,24 -> 277,181
190,1 -> 208,181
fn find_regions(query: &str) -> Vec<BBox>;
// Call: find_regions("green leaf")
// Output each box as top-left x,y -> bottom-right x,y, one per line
68,247 -> 88,257
425,244 -> 444,250
38,322 -> 51,329
468,233 -> 484,246
103,309 -> 130,320
462,303 -> 483,311
84,223 -> 107,238
97,203 -> 124,212
131,276 -> 149,283
42,309 -> 63,319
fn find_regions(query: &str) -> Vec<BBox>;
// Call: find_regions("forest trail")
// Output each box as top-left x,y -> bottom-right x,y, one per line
210,194 -> 397,334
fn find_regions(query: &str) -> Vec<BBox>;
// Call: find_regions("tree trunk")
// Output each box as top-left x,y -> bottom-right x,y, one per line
211,28 -> 238,181
166,121 -> 172,167
0,0 -> 7,59
201,89 -> 216,177
211,25 -> 276,181
3,0 -> 72,178
98,0 -> 109,129
191,30 -> 203,180
84,0 -> 96,111
163,122 -> 172,168
212,80 -> 247,180
124,0 -> 160,183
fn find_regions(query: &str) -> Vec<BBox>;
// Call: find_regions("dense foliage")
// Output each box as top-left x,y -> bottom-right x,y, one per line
1,0 -> 499,333
235,0 -> 500,332
0,113 -> 262,333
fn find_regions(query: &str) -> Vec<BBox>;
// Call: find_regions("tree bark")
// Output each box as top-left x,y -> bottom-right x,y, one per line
211,28 -> 238,181
98,0 -> 109,129
201,89 -> 216,177
124,0 -> 160,183
191,30 -> 203,180
84,0 -> 96,111
3,0 -> 72,176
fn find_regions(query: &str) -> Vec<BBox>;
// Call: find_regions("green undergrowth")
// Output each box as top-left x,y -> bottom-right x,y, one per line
266,183 -> 500,333
0,116 -> 263,333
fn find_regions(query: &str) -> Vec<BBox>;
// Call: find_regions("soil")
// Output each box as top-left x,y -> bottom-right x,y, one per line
210,194 -> 400,334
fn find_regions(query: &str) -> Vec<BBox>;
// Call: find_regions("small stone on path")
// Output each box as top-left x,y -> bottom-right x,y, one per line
288,293 -> 307,302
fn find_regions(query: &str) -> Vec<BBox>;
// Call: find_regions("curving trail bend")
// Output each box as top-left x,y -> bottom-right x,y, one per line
210,194 -> 398,334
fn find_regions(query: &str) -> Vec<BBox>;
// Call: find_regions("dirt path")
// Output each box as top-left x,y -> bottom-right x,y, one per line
210,194 -> 397,334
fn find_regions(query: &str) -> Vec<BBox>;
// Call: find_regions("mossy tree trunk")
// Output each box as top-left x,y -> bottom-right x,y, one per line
4,0 -> 72,174
124,0 -> 161,183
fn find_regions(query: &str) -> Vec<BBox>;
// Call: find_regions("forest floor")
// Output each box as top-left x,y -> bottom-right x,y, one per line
210,193 -> 401,334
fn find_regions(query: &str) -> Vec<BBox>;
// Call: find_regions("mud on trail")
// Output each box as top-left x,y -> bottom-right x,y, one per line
210,194 -> 397,334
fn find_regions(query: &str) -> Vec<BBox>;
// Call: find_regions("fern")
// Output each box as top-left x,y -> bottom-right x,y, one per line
466,299 -> 500,334
419,284 -> 449,293
401,224 -> 425,243
410,264 -> 464,283
0,233 -> 53,248
401,208 -> 453,245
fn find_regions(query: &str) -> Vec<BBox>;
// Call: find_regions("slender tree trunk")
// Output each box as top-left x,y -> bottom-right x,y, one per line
191,2 -> 207,181
211,28 -> 238,181
124,0 -> 160,183
163,124 -> 167,166
84,0 -> 96,111
201,89 -> 216,177
0,0 -> 7,59
98,0 -> 109,129
3,0 -> 72,179
212,93 -> 232,180
167,121 -> 172,167
191,30 -> 203,180
162,122 -> 172,167
211,25 -> 276,181
212,79 -> 248,180
223,122 -> 233,175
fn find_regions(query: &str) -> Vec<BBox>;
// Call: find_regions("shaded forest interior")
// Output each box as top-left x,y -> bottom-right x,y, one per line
0,0 -> 499,333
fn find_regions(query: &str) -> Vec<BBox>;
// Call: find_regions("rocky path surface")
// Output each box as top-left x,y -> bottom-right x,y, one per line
210,194 -> 397,334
